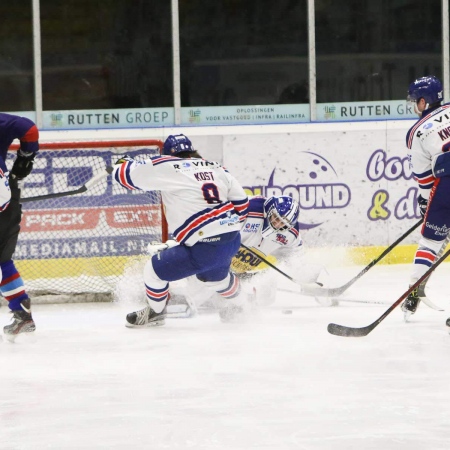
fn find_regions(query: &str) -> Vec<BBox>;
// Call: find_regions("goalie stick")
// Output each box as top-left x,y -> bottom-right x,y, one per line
301,219 -> 424,297
20,166 -> 113,203
240,244 -> 307,286
277,287 -> 391,305
327,247 -> 450,338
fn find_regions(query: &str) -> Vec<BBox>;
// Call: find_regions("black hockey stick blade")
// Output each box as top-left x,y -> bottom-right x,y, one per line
21,166 -> 113,203
302,219 -> 424,298
327,248 -> 450,337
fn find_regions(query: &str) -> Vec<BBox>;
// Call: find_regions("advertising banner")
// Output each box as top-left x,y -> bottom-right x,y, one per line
223,126 -> 420,248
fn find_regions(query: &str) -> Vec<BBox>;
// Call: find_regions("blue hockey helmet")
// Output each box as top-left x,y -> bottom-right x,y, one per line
162,134 -> 195,156
262,196 -> 300,238
407,76 -> 443,106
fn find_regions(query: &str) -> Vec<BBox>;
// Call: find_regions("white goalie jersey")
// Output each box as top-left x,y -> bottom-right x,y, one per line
231,196 -> 303,274
407,103 -> 450,199
113,155 -> 249,246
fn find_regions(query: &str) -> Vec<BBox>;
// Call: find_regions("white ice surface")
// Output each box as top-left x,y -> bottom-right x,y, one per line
1,263 -> 450,450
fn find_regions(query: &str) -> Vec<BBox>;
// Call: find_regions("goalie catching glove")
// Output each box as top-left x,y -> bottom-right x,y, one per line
147,239 -> 179,256
11,151 -> 35,180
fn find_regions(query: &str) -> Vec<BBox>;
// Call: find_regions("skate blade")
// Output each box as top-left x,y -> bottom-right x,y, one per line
125,319 -> 166,328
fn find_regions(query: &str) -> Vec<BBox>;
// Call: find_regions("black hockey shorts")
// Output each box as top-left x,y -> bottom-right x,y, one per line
0,179 -> 22,263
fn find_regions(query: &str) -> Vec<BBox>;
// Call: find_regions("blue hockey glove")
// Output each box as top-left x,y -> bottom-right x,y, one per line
418,195 -> 428,218
115,155 -> 134,165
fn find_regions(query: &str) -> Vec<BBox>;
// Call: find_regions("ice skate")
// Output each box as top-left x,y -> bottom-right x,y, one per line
401,288 -> 421,322
125,305 -> 167,328
3,299 -> 36,342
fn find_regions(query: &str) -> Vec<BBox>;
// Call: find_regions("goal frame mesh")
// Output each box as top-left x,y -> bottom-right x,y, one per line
7,139 -> 167,304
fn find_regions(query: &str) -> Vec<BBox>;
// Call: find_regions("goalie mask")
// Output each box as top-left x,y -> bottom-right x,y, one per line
261,196 -> 300,238
162,134 -> 195,156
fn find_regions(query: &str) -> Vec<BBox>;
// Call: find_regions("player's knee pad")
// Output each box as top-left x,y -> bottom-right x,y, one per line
418,236 -> 444,254
143,257 -> 166,287
199,272 -> 241,299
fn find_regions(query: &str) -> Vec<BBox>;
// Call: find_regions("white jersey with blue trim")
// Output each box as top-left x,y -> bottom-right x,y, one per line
240,196 -> 302,256
406,103 -> 450,199
113,156 -> 249,246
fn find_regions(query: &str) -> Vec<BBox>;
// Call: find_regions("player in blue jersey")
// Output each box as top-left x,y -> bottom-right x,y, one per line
401,76 -> 450,322
0,113 -> 39,339
113,134 -> 249,325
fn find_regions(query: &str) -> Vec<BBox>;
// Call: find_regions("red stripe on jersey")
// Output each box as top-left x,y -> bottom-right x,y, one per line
176,203 -> 235,242
248,212 -> 264,218
21,124 -> 39,142
416,175 -> 435,186
118,163 -> 136,190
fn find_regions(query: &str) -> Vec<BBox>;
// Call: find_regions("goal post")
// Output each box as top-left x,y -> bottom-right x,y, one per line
7,139 -> 168,303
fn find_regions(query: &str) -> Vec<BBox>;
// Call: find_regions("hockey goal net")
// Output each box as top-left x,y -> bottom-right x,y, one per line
8,139 -> 167,302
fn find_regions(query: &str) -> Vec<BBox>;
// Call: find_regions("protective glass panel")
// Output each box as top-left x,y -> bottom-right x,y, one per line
0,4 -> 34,111
315,0 -> 442,102
179,0 -> 309,106
40,0 -> 172,110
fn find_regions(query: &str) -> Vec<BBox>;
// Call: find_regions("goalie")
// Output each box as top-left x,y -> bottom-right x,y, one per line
167,194 -> 304,316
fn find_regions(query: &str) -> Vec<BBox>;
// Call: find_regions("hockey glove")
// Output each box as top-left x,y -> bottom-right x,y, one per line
11,152 -> 35,180
147,239 -> 179,256
418,195 -> 428,218
115,155 -> 134,165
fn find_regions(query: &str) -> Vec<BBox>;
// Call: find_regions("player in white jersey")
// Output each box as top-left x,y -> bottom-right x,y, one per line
231,195 -> 302,274
168,195 -> 303,315
401,76 -> 450,321
113,134 -> 249,325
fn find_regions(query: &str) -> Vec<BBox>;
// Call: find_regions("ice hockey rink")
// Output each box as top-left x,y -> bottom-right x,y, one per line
1,261 -> 450,450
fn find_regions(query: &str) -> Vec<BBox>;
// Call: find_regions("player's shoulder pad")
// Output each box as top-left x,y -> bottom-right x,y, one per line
248,196 -> 266,215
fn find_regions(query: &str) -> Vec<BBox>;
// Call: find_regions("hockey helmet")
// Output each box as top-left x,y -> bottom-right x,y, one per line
162,134 -> 195,156
262,196 -> 300,238
407,76 -> 443,106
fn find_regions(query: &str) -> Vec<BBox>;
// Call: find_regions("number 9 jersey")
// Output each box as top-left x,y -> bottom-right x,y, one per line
113,155 -> 249,246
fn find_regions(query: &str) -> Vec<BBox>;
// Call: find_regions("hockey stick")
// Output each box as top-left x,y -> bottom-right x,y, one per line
327,248 -> 450,337
239,244 -> 307,286
277,287 -> 391,305
301,219 -> 424,297
20,166 -> 113,203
